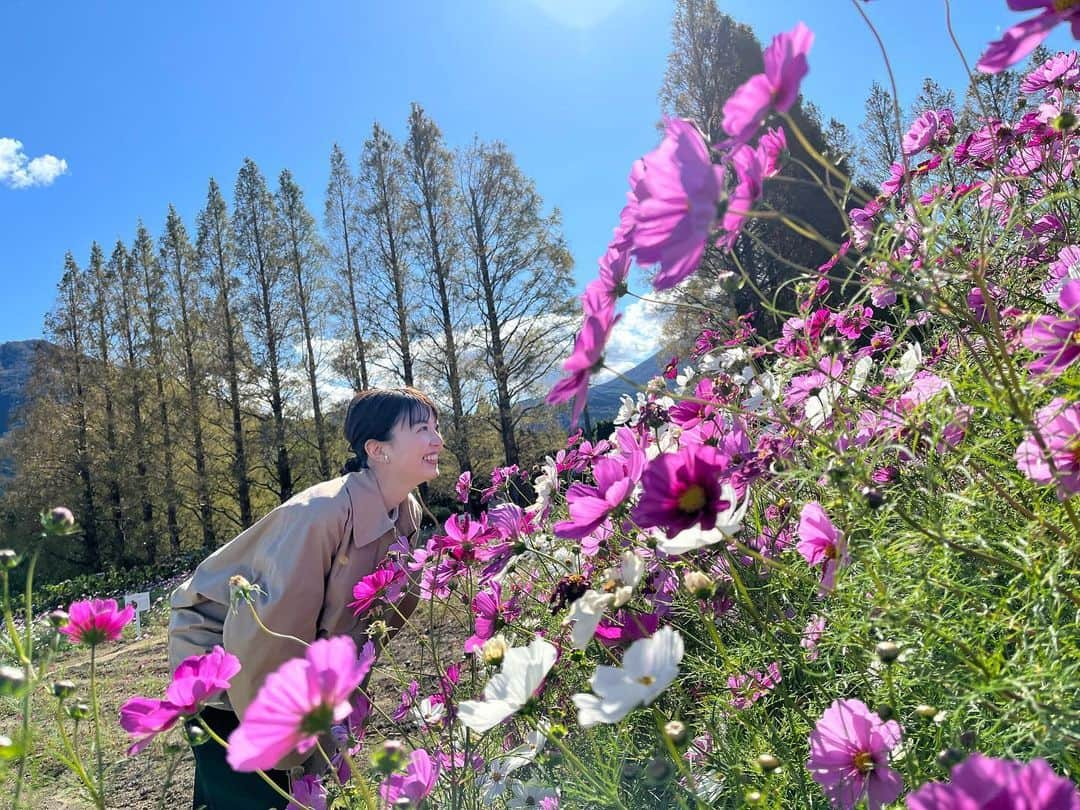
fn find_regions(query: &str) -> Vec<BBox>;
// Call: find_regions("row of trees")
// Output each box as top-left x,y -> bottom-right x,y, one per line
0,105 -> 575,576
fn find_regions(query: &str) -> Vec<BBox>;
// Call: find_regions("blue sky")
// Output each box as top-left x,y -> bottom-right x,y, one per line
1,0 -> 1074,366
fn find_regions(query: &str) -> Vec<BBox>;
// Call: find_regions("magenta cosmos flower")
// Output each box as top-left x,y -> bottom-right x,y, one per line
380,748 -> 439,807
1021,50 -> 1080,92
807,698 -> 903,810
978,2 -> 1080,74
1021,279 -> 1080,376
554,444 -> 645,539
722,23 -> 814,143
1015,397 -> 1080,498
455,470 -> 472,503
630,445 -> 737,535
60,598 -> 135,646
797,501 -> 848,594
120,646 -> 241,754
907,753 -> 1080,809
629,117 -> 724,290
547,291 -> 620,425
227,636 -> 375,772
349,562 -> 407,616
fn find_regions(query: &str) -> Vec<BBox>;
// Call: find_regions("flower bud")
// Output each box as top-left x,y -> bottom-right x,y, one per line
744,790 -> 763,805
51,680 -> 77,700
644,755 -> 673,786
480,634 -> 508,666
875,641 -> 900,664
366,619 -> 390,641
682,571 -> 715,600
663,720 -> 687,747
875,703 -> 895,722
47,609 -> 69,629
67,701 -> 92,721
1053,111 -> 1078,132
371,740 -> 408,774
183,721 -> 209,747
959,729 -> 977,749
41,507 -> 77,536
0,550 -> 20,570
0,734 -> 21,760
915,703 -> 937,719
757,753 -> 780,773
0,666 -> 26,697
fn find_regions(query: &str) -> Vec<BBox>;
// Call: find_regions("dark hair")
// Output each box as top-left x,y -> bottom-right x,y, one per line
342,387 -> 439,474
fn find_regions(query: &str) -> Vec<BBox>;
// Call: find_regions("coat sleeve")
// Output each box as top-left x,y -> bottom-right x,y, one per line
221,497 -> 340,731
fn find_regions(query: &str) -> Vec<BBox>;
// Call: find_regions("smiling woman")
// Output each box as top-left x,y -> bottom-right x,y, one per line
167,386 -> 442,809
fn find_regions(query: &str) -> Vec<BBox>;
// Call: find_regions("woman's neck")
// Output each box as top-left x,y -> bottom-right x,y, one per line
368,466 -> 410,514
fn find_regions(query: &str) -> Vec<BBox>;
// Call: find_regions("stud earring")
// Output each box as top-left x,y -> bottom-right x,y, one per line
382,454 -> 390,463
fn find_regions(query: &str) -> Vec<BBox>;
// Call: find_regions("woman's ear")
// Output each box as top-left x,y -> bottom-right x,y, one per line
364,438 -> 381,461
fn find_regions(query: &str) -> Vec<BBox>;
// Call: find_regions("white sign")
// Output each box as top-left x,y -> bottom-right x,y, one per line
124,591 -> 151,638
124,591 -> 151,612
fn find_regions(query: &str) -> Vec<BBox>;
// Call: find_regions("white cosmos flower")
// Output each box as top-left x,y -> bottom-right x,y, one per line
564,551 -> 646,649
526,456 -> 559,515
897,342 -> 922,383
572,626 -> 684,728
409,696 -> 446,729
508,783 -> 559,808
654,486 -> 750,555
458,637 -> 557,733
614,394 -> 640,426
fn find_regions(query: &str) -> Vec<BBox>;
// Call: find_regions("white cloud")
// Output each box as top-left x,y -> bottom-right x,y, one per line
0,138 -> 68,189
593,292 -> 670,383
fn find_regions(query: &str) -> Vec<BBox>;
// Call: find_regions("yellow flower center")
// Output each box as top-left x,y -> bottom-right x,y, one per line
1054,0 -> 1080,11
637,675 -> 656,686
853,751 -> 875,774
678,485 -> 707,513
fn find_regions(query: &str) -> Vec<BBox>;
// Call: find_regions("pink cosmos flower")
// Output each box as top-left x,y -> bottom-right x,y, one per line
349,562 -> 407,616
797,502 -> 848,594
902,109 -> 955,156
978,2 -> 1080,74
1042,245 -> 1080,302
60,598 -> 135,646
1015,397 -> 1080,498
630,445 -> 737,535
801,615 -> 826,661
227,636 -> 375,772
1022,51 -> 1080,92
455,471 -> 472,503
630,117 -> 724,290
431,513 -> 497,563
719,127 -> 787,247
722,23 -> 815,143
464,582 -> 519,654
547,298 -> 620,425
907,753 -> 1080,809
728,662 -> 781,709
807,698 -> 903,810
1021,279 -> 1080,376
380,749 -> 440,807
554,443 -> 645,539
288,775 -> 328,810
120,646 -> 241,754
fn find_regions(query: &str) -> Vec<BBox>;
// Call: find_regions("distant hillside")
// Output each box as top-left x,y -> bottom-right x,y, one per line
0,340 -> 46,438
522,351 -> 666,429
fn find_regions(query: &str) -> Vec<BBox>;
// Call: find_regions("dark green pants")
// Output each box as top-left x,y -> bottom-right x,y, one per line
192,707 -> 290,810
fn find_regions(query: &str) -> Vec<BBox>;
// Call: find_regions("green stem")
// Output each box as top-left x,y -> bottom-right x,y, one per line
53,698 -> 102,809
90,644 -> 105,801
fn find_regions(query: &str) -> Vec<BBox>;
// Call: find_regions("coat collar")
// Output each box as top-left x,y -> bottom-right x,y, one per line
345,469 -> 401,548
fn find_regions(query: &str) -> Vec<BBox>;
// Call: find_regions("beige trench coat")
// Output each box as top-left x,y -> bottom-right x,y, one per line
168,469 -> 420,768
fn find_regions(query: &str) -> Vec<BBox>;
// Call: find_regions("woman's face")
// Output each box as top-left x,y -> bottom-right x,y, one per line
383,411 -> 444,487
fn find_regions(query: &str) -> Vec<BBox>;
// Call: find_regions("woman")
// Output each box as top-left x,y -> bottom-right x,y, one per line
168,387 -> 443,809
